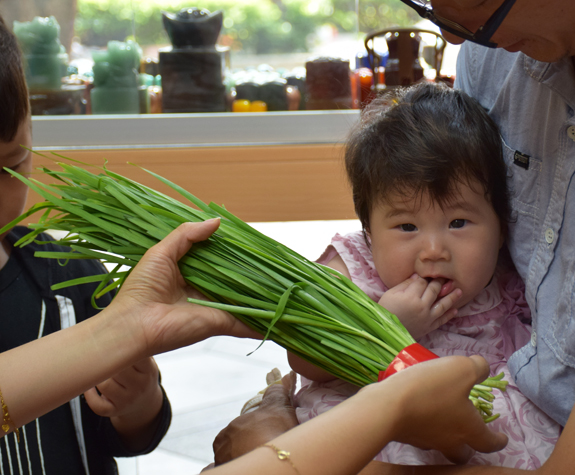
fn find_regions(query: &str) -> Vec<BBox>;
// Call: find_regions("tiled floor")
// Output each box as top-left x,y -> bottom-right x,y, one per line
113,219 -> 362,474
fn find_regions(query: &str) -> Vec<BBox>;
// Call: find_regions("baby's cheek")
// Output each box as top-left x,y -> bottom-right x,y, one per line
378,269 -> 412,290
372,247 -> 414,288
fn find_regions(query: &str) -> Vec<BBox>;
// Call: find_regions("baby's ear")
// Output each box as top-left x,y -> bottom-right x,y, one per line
363,227 -> 372,247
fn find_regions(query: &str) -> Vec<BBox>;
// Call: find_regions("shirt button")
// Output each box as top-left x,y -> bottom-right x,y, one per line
568,126 -> 575,141
531,330 -> 537,347
545,228 -> 554,244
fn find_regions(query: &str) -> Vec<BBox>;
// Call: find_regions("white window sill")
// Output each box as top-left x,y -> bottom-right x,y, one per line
31,110 -> 359,151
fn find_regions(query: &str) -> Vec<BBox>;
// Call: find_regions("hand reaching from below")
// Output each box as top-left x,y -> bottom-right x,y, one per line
212,371 -> 299,466
84,357 -> 164,451
378,274 -> 462,339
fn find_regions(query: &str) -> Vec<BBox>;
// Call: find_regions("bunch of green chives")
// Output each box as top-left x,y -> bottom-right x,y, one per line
1,158 -> 507,421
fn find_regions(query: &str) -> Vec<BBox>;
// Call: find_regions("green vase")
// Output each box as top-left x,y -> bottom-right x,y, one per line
91,87 -> 139,115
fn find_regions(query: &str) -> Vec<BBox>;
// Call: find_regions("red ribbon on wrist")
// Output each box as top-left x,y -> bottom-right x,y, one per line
378,343 -> 439,381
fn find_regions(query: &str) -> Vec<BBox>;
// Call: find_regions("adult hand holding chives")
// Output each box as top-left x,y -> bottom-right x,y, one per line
0,220 -> 260,433
377,355 -> 508,464
109,219 -> 261,357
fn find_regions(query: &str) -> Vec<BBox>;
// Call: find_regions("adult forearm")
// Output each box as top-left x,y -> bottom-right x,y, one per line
211,382 -> 400,475
210,356 -> 512,475
0,306 -> 142,430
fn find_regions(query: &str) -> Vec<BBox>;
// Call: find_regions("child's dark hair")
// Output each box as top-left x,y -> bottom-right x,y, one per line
0,15 -> 29,142
345,82 -> 510,235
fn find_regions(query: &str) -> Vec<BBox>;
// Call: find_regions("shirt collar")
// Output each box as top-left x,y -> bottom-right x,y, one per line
522,53 -> 575,110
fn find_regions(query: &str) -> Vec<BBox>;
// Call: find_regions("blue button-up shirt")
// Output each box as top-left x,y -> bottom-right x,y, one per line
456,43 -> 575,426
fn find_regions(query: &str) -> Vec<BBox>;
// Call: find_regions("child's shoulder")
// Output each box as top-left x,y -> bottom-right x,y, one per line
8,226 -> 84,264
8,226 -> 60,249
327,230 -> 386,300
7,226 -> 109,288
332,230 -> 372,255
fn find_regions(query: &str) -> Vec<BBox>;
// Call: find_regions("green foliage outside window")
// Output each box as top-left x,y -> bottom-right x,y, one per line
75,0 -> 419,53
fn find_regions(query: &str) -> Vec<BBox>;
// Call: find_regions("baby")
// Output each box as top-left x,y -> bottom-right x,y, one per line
290,82 -> 560,469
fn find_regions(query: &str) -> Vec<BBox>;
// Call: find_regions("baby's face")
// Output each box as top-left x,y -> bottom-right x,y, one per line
0,119 -> 32,248
368,180 -> 503,310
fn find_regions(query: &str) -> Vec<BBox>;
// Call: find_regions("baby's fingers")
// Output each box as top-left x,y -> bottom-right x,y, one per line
399,274 -> 441,298
430,288 -> 462,322
428,308 -> 458,333
432,288 -> 462,315
391,273 -> 423,293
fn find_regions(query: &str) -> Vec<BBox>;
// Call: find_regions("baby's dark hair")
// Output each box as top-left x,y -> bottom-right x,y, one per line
345,82 -> 510,234
0,15 -> 29,142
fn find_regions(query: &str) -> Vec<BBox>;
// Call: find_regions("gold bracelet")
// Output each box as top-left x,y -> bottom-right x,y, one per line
0,386 -> 20,443
262,443 -> 301,475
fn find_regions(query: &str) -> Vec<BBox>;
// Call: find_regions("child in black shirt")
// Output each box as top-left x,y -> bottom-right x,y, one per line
0,16 -> 171,474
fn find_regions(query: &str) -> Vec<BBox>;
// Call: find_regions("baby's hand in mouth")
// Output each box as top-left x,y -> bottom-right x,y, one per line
438,279 -> 455,298
423,277 -> 455,299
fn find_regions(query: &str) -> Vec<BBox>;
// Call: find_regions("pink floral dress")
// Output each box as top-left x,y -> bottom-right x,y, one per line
295,231 -> 560,469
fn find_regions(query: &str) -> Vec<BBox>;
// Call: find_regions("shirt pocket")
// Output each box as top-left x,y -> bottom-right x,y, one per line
502,140 -> 542,273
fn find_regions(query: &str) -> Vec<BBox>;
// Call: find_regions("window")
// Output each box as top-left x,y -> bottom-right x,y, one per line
0,0 -> 459,119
